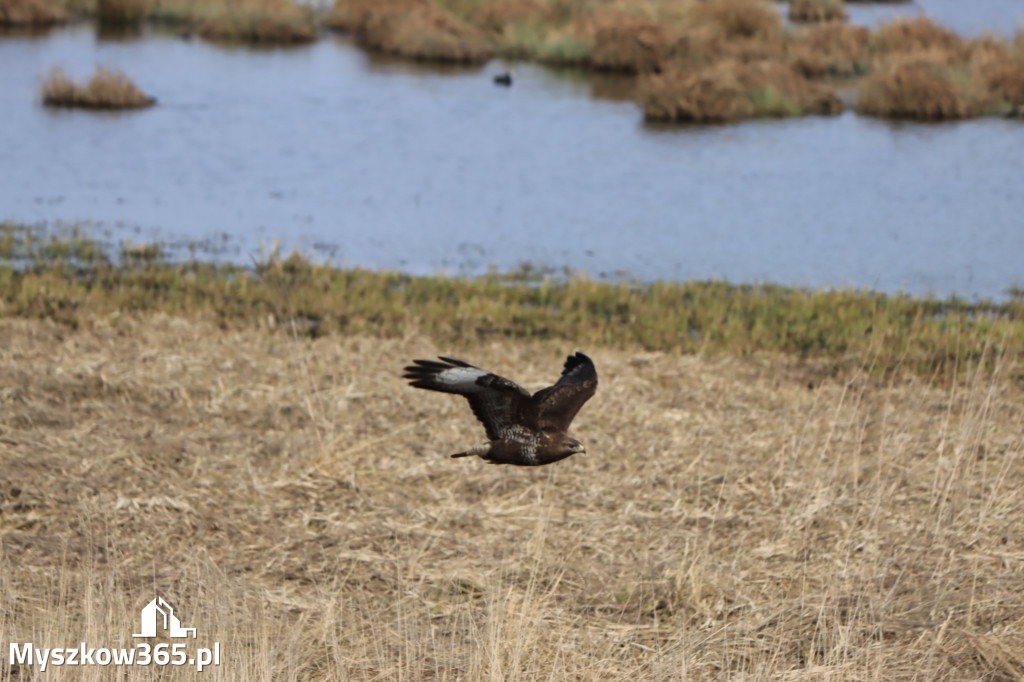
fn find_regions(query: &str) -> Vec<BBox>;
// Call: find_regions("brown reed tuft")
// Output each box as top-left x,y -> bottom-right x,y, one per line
788,0 -> 847,23
468,0 -> 550,33
97,0 -> 148,25
0,0 -> 68,25
855,61 -> 971,120
967,36 -> 1024,108
869,15 -> 965,59
589,10 -> 677,73
689,0 -> 783,44
789,21 -> 870,77
41,66 -> 156,109
196,0 -> 317,44
639,58 -> 842,122
331,0 -> 491,63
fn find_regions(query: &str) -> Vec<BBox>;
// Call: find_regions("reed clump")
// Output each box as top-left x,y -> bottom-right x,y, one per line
97,0 -> 147,25
466,0 -> 552,58
0,0 -> 68,25
196,0 -> 317,44
640,58 -> 842,122
322,0 -> 1024,123
789,21 -> 870,77
856,18 -> 1024,120
659,0 -> 789,70
788,0 -> 847,23
469,0 -> 550,33
855,61 -> 974,120
41,66 -> 156,109
588,10 -> 678,73
689,0 -> 783,44
868,14 -> 965,59
329,0 -> 491,63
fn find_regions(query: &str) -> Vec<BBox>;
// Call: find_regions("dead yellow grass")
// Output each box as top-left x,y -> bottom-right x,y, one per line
41,66 -> 156,109
3,313 -> 1023,679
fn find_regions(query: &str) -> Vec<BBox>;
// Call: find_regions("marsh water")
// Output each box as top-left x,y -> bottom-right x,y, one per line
1,2 -> 1023,300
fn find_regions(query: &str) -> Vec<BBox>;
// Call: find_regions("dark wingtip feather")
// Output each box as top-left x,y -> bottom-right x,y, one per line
437,356 -> 472,367
403,357 -> 477,386
564,352 -> 592,369
556,351 -> 597,386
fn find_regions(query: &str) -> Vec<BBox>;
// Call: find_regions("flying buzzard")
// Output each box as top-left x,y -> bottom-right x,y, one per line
403,352 -> 598,466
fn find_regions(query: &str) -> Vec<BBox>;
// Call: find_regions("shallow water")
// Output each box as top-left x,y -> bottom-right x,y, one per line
1,13 -> 1023,300
844,0 -> 1024,36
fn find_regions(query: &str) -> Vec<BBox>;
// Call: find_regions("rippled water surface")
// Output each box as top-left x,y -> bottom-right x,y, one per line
1,7 -> 1023,299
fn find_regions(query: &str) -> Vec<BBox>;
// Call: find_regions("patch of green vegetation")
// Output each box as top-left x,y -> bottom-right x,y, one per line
1,224 -> 1021,381
537,32 -> 592,66
493,18 -> 551,60
749,86 -> 802,116
0,222 -> 108,267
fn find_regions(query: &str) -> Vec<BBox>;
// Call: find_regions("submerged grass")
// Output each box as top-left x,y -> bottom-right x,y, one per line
41,66 -> 156,109
1,225 -> 1022,383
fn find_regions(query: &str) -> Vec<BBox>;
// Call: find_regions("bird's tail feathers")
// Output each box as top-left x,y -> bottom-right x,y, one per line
451,443 -> 490,459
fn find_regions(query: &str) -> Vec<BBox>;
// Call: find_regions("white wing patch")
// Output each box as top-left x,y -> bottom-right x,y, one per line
432,366 -> 489,391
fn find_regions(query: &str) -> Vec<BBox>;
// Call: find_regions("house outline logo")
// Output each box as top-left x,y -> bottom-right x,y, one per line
132,597 -> 197,639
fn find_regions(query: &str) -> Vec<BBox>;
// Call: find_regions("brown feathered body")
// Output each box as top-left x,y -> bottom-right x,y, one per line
403,353 -> 598,466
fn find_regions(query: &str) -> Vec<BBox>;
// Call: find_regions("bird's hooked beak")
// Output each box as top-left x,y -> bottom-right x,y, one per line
573,442 -> 587,455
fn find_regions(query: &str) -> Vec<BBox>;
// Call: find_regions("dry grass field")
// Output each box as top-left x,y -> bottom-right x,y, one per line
2,312 -> 1023,680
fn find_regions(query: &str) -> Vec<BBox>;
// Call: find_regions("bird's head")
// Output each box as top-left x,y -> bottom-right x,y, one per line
563,437 -> 586,456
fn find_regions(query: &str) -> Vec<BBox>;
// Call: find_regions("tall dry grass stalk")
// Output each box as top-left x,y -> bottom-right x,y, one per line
41,66 -> 156,109
2,314 -> 1023,679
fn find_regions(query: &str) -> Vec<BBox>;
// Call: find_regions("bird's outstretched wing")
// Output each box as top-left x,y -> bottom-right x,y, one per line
532,352 -> 598,434
403,357 -> 533,440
